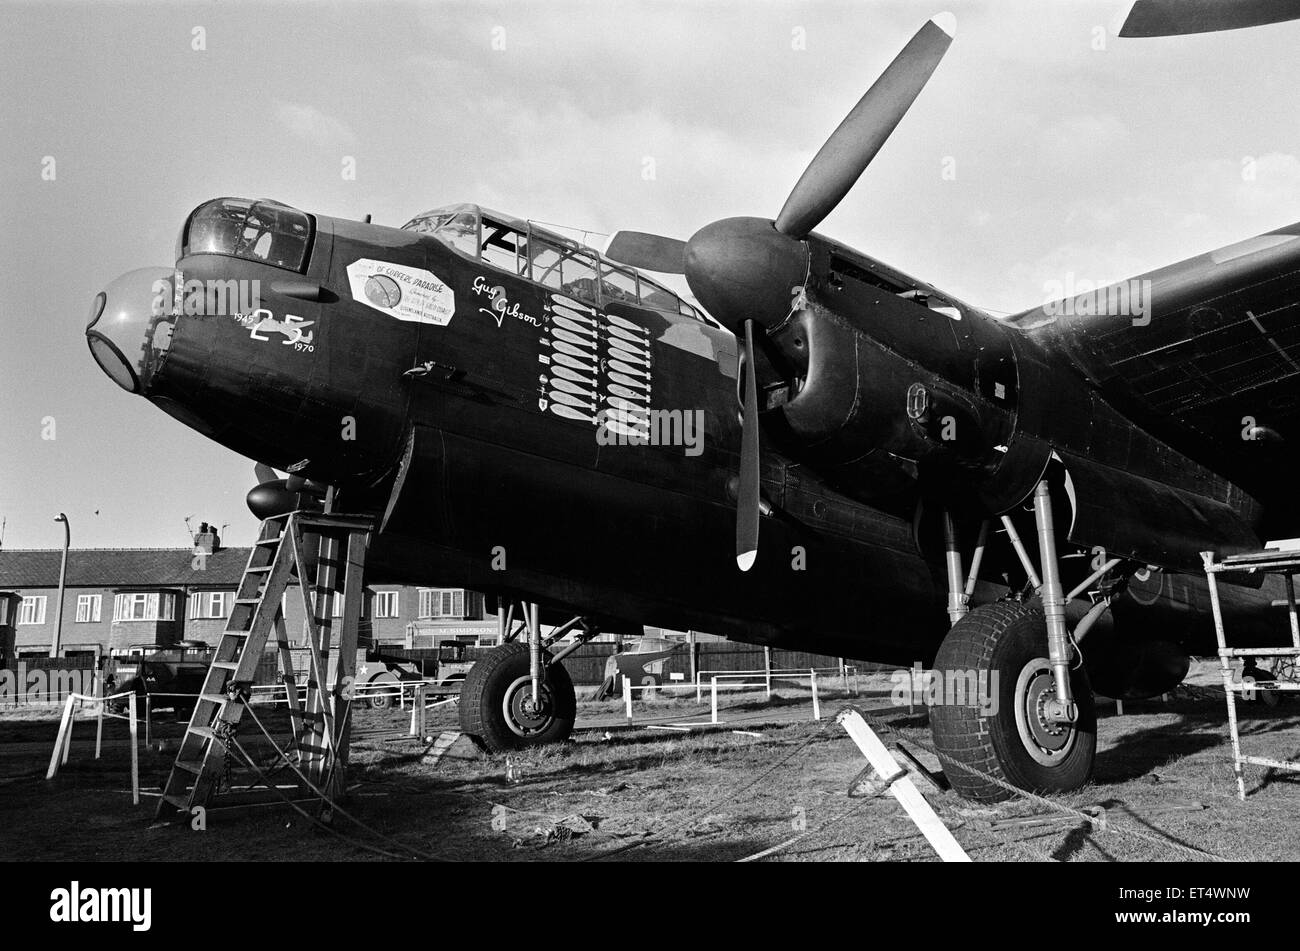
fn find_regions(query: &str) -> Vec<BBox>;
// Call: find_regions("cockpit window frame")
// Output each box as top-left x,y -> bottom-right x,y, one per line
182,198 -> 316,275
403,205 -> 722,328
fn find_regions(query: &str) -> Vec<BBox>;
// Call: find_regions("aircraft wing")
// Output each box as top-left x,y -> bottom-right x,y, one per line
1007,222 -> 1300,499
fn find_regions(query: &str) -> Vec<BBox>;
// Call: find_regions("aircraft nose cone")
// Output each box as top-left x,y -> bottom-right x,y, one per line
683,217 -> 809,332
86,267 -> 176,394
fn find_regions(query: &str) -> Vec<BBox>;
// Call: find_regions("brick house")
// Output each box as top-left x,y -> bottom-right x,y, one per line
0,528 -> 499,663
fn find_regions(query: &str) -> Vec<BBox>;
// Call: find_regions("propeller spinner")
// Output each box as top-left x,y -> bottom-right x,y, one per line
606,13 -> 957,570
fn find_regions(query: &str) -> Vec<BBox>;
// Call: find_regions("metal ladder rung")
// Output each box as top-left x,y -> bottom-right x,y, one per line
161,793 -> 192,811
199,693 -> 229,705
1220,646 -> 1300,656
211,661 -> 240,671
174,759 -> 204,775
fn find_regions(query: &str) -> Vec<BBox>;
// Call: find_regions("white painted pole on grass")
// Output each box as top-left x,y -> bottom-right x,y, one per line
837,709 -> 969,862
623,676 -> 633,724
47,694 -> 76,779
764,647 -> 772,700
128,692 -> 139,806
95,698 -> 104,760
711,677 -> 719,725
810,669 -> 821,721
145,694 -> 152,747
695,673 -> 702,705
61,697 -> 77,766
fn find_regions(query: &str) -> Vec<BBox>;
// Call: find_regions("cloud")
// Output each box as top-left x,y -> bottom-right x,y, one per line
272,99 -> 357,150
1038,113 -> 1130,165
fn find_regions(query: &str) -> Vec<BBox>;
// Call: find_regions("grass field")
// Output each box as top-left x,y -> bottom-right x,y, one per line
2,662 -> 1299,862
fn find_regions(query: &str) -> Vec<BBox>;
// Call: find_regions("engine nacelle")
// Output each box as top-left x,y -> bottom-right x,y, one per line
761,306 -> 999,496
1083,635 -> 1191,700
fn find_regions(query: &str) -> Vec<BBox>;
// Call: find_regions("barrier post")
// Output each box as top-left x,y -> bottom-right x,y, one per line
711,677 -> 719,725
811,669 -> 821,721
837,709 -> 969,862
695,672 -> 702,705
127,692 -> 139,806
764,647 -> 772,700
95,695 -> 104,760
46,695 -> 76,779
410,683 -> 427,736
61,697 -> 77,766
144,694 -> 152,747
623,676 -> 633,724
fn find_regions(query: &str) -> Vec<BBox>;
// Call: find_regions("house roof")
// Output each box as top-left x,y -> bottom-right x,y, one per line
0,547 -> 252,589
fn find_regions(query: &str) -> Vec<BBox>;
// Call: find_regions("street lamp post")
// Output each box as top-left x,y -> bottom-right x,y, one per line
50,514 -> 69,658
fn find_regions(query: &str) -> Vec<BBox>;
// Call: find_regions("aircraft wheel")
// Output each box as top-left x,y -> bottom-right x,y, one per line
368,690 -> 392,711
930,601 -> 1096,803
459,643 -> 575,752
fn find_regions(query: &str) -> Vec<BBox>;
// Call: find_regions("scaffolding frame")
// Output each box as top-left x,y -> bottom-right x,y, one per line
1202,548 -> 1300,800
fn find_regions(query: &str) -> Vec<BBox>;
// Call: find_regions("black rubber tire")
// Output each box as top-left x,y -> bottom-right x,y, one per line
930,601 -> 1097,803
368,688 -> 393,710
458,642 -> 576,752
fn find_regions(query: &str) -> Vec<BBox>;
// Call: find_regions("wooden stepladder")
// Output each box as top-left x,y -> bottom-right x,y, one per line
156,510 -> 372,822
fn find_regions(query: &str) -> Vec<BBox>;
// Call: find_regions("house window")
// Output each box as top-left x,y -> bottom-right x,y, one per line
307,590 -> 345,619
75,594 -> 102,623
418,588 -> 465,619
18,596 -> 47,625
187,591 -> 229,619
113,592 -> 176,622
371,590 -> 400,619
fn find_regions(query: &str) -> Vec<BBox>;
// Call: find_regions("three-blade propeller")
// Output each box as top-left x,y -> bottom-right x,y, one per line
605,13 -> 957,569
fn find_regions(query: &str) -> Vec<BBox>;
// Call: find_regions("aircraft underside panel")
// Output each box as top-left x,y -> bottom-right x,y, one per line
368,423 -> 953,665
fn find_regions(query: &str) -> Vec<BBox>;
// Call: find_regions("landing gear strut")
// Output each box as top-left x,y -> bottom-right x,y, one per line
459,600 -> 598,752
930,479 -> 1124,802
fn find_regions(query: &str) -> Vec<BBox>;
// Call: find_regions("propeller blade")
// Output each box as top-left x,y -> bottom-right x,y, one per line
254,462 -> 278,484
1119,0 -> 1300,36
774,12 -> 956,239
605,231 -> 688,274
736,319 -> 761,571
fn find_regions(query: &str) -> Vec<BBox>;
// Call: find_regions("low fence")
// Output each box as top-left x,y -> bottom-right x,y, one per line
533,643 -> 886,686
3,642 -> 891,707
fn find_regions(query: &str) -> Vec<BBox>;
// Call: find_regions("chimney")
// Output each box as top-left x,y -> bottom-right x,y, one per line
193,522 -> 220,555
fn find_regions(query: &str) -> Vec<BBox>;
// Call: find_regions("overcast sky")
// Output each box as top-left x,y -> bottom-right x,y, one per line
1,0 -> 1297,551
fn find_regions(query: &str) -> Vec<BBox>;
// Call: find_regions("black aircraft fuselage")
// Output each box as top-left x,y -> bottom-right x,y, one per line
86,198 -> 1284,672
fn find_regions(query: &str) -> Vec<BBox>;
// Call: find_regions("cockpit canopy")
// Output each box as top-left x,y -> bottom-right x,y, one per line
182,198 -> 314,272
402,203 -> 715,326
